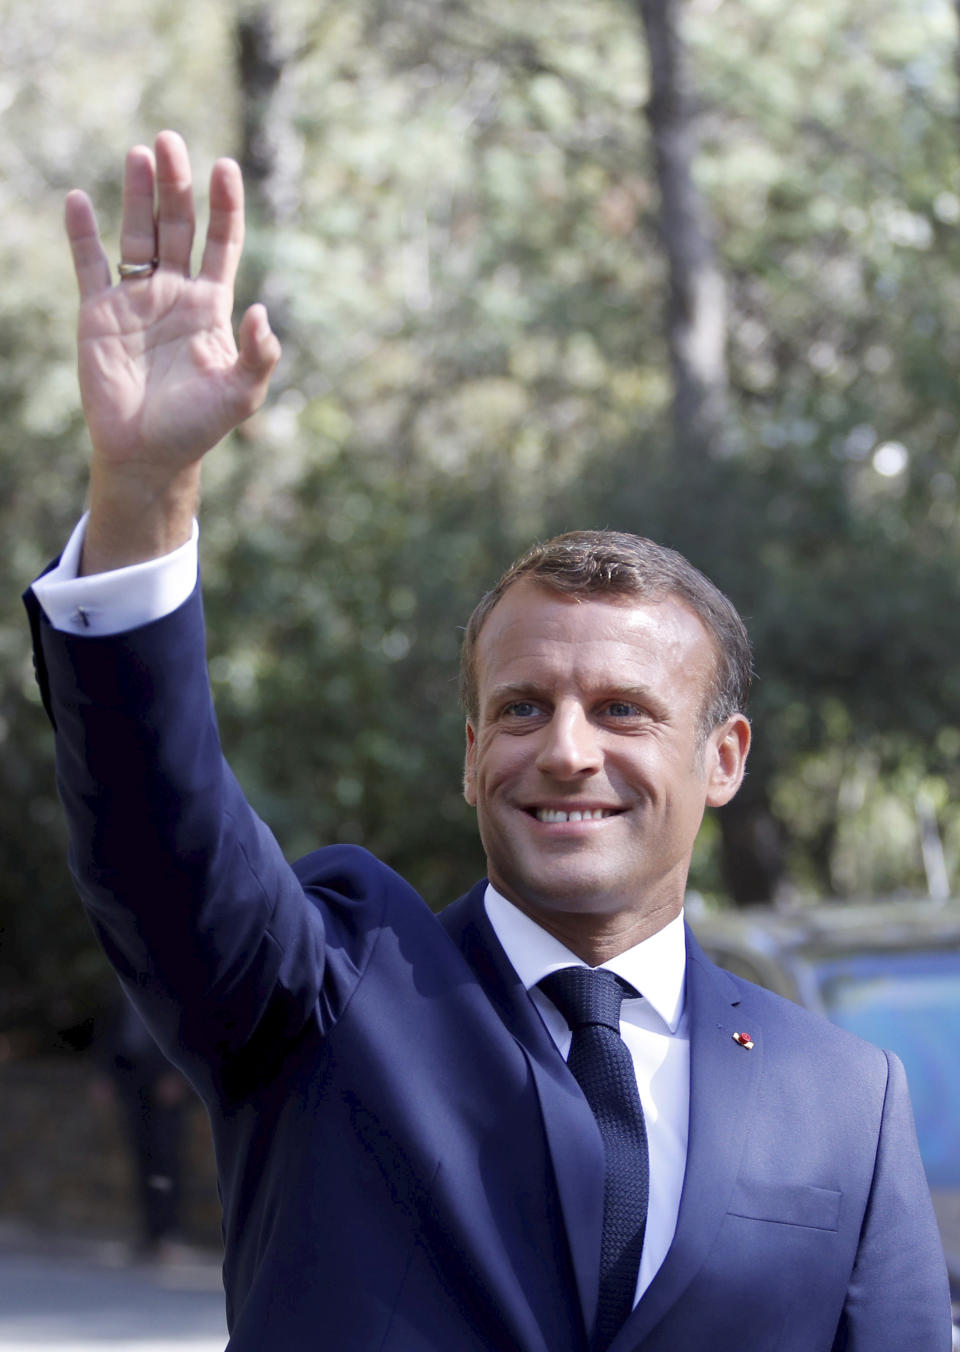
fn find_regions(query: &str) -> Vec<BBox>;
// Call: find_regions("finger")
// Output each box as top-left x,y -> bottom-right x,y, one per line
233,303 -> 282,412
119,144 -> 158,268
154,130 -> 196,276
64,190 -> 111,299
198,157 -> 245,288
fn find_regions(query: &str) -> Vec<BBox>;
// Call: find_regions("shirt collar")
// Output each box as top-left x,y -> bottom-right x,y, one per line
483,883 -> 687,1034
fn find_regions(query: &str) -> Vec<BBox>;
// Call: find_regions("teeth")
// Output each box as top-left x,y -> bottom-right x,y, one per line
535,808 -> 613,823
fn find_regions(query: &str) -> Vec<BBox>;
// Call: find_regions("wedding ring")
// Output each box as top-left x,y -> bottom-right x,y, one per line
117,259 -> 158,279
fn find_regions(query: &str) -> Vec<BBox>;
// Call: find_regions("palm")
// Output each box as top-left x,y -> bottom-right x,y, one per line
78,271 -> 243,469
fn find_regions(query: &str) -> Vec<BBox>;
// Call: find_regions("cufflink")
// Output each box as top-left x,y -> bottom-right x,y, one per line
732,1031 -> 754,1049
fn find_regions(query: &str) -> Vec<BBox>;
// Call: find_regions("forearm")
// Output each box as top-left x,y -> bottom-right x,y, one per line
30,588 -> 317,1088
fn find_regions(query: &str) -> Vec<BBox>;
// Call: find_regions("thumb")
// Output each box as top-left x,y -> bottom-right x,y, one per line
234,303 -> 282,410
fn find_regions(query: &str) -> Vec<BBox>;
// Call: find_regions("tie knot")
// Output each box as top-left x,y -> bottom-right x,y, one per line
539,966 -> 636,1033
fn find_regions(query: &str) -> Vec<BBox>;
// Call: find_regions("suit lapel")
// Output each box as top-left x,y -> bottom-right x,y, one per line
440,884 -> 604,1338
610,926 -> 762,1351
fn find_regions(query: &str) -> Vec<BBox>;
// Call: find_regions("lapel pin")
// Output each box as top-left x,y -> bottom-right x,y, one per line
732,1032 -> 754,1049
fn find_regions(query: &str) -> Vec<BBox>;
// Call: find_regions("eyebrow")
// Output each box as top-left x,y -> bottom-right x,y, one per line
483,682 -> 543,710
488,682 -> 541,700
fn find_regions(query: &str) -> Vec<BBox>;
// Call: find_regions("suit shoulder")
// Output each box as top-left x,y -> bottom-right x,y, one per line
690,940 -> 891,1073
290,843 -> 443,937
292,842 -> 417,896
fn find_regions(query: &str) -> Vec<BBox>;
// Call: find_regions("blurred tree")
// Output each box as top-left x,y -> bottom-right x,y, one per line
0,0 -> 242,1040
611,0 -> 960,901
631,0 -> 789,903
3,0 -> 959,1039
636,0 -> 731,465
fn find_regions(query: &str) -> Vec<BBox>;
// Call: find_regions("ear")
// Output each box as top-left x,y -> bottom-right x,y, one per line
704,714 -> 751,808
463,720 -> 478,806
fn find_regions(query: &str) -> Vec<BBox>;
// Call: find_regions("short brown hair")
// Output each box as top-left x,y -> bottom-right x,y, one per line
459,530 -> 752,733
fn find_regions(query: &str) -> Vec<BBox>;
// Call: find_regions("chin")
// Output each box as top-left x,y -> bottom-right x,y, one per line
500,877 -> 622,918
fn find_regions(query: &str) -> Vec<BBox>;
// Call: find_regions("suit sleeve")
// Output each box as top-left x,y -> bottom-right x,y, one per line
25,580 -> 375,1098
833,1050 -> 952,1351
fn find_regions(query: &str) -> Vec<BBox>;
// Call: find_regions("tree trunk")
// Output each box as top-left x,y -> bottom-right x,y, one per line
634,0 -> 787,903
634,0 -> 730,465
235,8 -> 300,228
233,6 -> 302,337
717,784 -> 787,906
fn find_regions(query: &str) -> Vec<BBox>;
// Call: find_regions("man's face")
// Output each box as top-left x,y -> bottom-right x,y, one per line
463,580 -> 749,944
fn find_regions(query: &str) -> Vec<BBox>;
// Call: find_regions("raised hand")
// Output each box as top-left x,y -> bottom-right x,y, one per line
65,131 -> 281,572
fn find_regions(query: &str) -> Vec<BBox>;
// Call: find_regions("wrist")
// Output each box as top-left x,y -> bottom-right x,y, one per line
82,462 -> 202,575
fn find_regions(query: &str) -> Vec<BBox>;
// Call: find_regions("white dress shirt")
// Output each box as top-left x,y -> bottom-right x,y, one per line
33,517 -> 690,1307
485,885 -> 689,1305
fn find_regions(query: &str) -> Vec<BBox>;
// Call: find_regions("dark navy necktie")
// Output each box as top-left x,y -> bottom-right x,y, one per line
539,966 -> 649,1352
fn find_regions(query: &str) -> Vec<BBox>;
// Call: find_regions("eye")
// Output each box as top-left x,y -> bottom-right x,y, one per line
602,700 -> 646,719
503,700 -> 540,719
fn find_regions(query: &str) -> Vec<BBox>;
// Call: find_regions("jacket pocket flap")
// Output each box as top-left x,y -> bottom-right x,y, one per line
729,1178 -> 841,1232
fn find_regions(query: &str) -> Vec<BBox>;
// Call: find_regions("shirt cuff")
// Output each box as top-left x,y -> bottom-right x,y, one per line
31,513 -> 200,636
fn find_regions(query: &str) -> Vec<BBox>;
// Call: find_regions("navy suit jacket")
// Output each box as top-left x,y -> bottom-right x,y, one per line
26,582 -> 951,1351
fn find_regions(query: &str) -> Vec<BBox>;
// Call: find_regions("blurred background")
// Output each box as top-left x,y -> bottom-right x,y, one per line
0,0 -> 958,1315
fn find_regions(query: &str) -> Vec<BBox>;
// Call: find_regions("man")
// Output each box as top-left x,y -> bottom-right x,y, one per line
93,990 -> 192,1260
26,132 -> 951,1350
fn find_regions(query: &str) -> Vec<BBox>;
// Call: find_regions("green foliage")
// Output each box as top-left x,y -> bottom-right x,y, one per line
2,0 -> 959,1035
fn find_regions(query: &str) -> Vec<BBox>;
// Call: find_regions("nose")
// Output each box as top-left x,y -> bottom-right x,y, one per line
535,702 -> 603,780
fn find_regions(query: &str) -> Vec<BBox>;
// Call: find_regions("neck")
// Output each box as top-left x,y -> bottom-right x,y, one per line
506,896 -> 683,966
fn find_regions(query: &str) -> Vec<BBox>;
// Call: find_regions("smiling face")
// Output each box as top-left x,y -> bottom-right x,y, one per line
463,579 -> 750,958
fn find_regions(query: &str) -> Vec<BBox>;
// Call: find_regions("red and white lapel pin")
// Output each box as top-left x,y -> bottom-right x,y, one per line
732,1031 -> 755,1050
